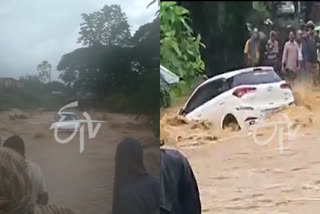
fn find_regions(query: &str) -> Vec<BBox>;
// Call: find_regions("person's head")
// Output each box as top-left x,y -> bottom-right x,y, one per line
0,147 -> 33,214
307,20 -> 315,35
297,29 -> 303,42
289,31 -> 295,42
114,138 -> 147,182
3,135 -> 25,157
269,31 -> 276,41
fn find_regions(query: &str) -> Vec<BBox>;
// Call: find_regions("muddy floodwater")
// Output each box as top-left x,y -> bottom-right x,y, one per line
0,111 -> 159,214
161,84 -> 320,213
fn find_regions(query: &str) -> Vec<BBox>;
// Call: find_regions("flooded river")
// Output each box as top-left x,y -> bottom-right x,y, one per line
161,84 -> 320,213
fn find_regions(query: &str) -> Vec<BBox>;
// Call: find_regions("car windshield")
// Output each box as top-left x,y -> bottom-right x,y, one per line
231,70 -> 281,87
63,115 -> 76,121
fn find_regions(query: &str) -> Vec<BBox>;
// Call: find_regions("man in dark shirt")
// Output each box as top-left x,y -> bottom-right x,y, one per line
303,20 -> 318,86
160,141 -> 201,214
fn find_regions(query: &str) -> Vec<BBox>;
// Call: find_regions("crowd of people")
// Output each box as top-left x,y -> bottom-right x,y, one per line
0,135 -> 74,214
0,134 -> 202,214
244,20 -> 320,87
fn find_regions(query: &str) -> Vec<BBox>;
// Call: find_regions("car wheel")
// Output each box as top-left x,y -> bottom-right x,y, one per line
223,114 -> 241,131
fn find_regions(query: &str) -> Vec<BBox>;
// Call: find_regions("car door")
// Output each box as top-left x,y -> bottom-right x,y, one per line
183,83 -> 212,120
185,79 -> 230,125
194,79 -> 230,125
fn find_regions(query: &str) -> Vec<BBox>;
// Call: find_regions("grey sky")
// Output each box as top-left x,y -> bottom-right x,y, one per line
0,0 -> 158,80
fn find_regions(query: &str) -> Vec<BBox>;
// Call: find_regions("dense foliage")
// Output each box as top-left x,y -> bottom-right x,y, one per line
160,2 -> 205,80
179,2 -> 252,78
0,76 -> 66,111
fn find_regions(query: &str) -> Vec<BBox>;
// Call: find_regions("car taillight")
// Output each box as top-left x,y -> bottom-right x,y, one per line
280,83 -> 291,89
232,87 -> 256,98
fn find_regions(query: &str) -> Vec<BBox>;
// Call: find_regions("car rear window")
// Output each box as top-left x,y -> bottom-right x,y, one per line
231,70 -> 281,87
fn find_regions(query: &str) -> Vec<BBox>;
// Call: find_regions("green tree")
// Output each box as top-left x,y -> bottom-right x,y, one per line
58,3 -> 160,136
179,2 -> 252,77
37,60 -> 52,83
160,2 -> 205,81
78,5 -> 131,46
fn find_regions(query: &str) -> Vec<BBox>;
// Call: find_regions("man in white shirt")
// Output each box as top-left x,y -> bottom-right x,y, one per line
2,135 -> 48,206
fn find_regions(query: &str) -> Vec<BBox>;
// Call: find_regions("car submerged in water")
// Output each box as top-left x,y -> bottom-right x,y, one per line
51,112 -> 80,132
178,67 -> 295,130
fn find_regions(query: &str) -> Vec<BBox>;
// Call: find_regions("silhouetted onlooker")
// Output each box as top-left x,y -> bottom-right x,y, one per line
3,135 -> 48,206
0,147 -> 75,214
112,138 -> 159,214
0,147 -> 33,214
160,145 -> 201,214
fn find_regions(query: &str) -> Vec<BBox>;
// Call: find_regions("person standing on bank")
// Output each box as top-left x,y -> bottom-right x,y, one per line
303,20 -> 318,86
282,31 -> 299,86
244,28 -> 261,67
296,29 -> 305,82
265,31 -> 279,70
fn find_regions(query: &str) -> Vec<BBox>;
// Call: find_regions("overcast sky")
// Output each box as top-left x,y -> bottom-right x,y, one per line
0,0 -> 158,80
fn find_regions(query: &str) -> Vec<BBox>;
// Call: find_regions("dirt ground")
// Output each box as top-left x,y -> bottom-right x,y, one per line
0,111 -> 159,214
161,83 -> 320,213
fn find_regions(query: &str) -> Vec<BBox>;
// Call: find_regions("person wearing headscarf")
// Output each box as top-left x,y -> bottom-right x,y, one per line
0,147 -> 34,214
160,140 -> 201,214
112,137 -> 159,214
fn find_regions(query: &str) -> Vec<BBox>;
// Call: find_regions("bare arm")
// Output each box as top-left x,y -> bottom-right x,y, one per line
282,43 -> 288,69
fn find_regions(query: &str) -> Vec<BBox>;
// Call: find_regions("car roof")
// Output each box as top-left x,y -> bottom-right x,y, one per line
198,66 -> 274,88
183,66 -> 274,109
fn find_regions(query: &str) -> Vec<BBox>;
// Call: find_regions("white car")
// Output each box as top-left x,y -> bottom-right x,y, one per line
51,112 -> 80,132
178,67 -> 295,130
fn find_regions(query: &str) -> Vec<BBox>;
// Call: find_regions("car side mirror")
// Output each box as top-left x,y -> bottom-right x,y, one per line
178,108 -> 186,115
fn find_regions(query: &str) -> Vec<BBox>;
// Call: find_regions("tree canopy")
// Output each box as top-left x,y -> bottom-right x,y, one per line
57,4 -> 159,134
78,5 -> 131,47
